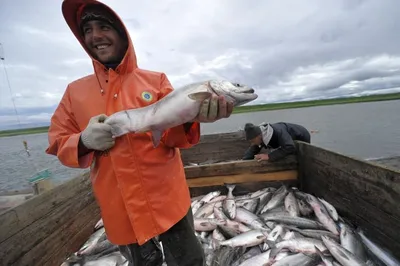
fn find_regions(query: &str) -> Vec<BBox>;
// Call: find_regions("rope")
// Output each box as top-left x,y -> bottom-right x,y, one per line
0,42 -> 42,178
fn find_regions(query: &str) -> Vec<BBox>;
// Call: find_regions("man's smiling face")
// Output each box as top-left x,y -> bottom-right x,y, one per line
82,20 -> 127,65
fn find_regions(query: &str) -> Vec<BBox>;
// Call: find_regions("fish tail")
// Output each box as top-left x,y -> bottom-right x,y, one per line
224,183 -> 236,193
286,185 -> 297,193
267,240 -> 283,260
314,245 -> 325,259
211,239 -> 221,250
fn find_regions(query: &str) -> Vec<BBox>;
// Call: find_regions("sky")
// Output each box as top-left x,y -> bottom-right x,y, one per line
1,0 -> 400,129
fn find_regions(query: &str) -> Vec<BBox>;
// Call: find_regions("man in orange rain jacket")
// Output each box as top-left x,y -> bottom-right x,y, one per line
46,1 -> 233,265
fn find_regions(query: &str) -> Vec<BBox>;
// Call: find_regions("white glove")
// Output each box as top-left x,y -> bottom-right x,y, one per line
80,114 -> 115,151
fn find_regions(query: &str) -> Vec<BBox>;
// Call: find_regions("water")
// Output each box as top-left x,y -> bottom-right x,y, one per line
1,100 -> 400,193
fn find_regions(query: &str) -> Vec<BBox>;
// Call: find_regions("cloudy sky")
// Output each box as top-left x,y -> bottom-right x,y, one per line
0,0 -> 400,129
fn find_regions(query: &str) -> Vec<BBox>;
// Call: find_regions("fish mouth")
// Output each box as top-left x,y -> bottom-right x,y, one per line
241,88 -> 255,94
207,81 -> 255,95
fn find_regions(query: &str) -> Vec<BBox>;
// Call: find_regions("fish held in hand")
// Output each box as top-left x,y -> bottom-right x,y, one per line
104,80 -> 258,147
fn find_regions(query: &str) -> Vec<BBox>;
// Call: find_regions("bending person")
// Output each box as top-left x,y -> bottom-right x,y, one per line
242,122 -> 311,162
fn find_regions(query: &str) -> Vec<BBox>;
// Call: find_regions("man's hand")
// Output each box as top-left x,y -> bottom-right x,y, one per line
195,94 -> 234,123
255,154 -> 269,162
80,114 -> 115,151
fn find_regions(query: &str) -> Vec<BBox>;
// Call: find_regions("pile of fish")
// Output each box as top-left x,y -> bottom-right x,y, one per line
191,184 -> 400,266
60,219 -> 129,266
60,184 -> 399,266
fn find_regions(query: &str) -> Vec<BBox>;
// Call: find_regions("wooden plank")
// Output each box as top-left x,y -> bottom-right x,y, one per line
0,173 -> 94,242
296,141 -> 400,260
15,202 -> 100,266
195,131 -> 245,144
187,170 -> 297,187
180,131 -> 249,165
185,155 -> 298,179
0,140 -> 297,266
370,155 -> 400,171
0,172 -> 99,266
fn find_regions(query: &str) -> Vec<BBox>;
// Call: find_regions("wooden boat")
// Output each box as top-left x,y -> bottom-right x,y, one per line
1,135 -> 400,265
180,131 -> 248,165
180,130 -> 400,170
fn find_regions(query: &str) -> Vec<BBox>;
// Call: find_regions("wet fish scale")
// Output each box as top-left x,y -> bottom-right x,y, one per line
234,207 -> 270,231
236,198 -> 259,213
339,222 -> 367,260
322,235 -> 368,266
272,237 -> 328,255
306,196 -> 339,235
284,191 -> 300,217
194,218 -> 227,231
260,185 -> 288,213
261,213 -> 325,230
218,229 -> 269,248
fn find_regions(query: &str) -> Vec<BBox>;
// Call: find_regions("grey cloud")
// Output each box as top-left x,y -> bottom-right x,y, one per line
307,68 -> 400,94
0,105 -> 57,116
124,18 -> 142,30
1,0 -> 400,129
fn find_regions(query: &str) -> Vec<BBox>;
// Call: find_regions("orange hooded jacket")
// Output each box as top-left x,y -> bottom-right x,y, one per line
46,0 -> 201,245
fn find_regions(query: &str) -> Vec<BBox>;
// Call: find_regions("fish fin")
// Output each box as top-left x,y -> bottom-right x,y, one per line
286,186 -> 295,193
151,129 -> 164,148
266,239 -> 276,246
314,245 -> 326,258
267,240 -> 282,260
280,224 -> 299,232
365,260 -> 375,266
211,239 -> 221,249
224,183 -> 236,191
336,249 -> 351,260
188,91 -> 212,101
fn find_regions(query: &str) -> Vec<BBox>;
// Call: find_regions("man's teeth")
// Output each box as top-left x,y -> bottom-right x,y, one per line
96,45 -> 109,50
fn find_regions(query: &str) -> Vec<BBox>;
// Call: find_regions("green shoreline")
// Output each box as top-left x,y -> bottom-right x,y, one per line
1,92 -> 400,138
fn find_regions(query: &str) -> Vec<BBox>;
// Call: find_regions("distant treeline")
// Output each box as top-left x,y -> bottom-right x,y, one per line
1,92 -> 400,137
233,92 -> 400,113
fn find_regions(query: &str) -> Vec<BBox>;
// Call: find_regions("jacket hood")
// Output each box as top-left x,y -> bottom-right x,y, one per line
62,0 -> 137,74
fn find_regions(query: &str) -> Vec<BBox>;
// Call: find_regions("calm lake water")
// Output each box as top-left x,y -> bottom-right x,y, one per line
1,100 -> 400,193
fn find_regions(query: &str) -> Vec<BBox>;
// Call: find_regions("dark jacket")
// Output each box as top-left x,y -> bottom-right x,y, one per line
242,122 -> 311,162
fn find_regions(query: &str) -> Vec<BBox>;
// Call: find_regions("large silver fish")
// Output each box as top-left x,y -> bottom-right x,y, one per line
216,229 -> 269,248
321,235 -> 368,266
339,222 -> 367,261
104,80 -> 258,147
356,229 -> 400,266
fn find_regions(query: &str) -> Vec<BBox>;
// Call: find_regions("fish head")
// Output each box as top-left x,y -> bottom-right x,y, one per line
208,80 -> 258,106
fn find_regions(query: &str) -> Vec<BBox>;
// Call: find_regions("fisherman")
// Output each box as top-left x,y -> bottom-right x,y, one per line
242,122 -> 311,162
46,1 -> 233,265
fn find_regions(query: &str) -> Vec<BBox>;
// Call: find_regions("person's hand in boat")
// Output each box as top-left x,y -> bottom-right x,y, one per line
80,114 -> 115,151
194,94 -> 234,123
255,154 -> 269,162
